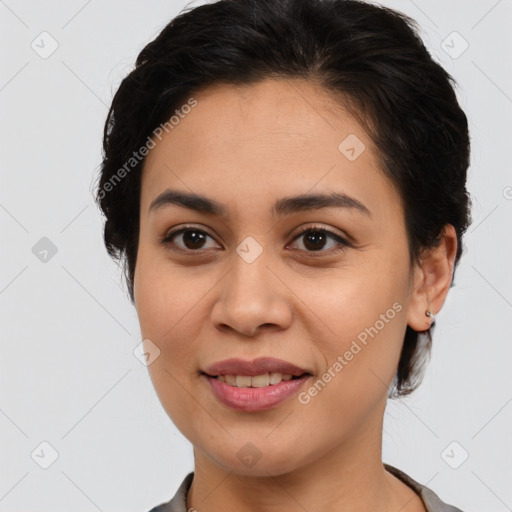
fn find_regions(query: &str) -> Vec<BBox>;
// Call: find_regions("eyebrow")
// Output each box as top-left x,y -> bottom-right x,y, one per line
148,189 -> 371,218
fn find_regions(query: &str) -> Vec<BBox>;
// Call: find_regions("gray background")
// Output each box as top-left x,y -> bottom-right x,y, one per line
1,0 -> 511,510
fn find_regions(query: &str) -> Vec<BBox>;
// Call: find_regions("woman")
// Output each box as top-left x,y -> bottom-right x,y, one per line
95,0 -> 471,510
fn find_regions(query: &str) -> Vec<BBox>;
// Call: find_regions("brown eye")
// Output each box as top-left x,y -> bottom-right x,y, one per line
180,229 -> 208,249
288,225 -> 350,256
161,226 -> 220,252
301,230 -> 328,251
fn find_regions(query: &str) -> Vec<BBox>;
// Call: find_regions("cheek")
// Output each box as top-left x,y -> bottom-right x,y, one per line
134,246 -> 207,338
302,249 -> 408,346
133,250 -> 209,386
134,251 -> 209,430
299,251 -> 409,404
296,287 -> 407,441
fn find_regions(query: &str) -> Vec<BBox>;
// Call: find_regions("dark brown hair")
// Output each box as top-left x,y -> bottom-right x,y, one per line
94,0 -> 472,398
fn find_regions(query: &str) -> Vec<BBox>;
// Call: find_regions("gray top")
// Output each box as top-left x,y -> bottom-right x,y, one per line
148,463 -> 465,512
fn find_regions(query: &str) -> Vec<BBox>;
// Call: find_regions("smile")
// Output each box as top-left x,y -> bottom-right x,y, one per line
213,372 -> 299,387
202,372 -> 311,412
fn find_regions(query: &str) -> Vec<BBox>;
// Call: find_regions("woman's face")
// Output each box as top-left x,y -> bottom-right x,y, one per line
134,78 -> 427,476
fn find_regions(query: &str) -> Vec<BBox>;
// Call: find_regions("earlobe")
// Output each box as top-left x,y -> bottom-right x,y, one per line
425,308 -> 435,327
406,225 -> 458,332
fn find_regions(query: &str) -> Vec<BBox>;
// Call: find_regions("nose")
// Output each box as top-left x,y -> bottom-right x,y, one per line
210,249 -> 293,337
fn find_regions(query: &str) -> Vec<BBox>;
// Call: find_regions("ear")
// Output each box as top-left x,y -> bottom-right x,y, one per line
406,224 -> 458,332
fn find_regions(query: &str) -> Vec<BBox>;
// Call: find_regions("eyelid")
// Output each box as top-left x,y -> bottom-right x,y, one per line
291,223 -> 349,242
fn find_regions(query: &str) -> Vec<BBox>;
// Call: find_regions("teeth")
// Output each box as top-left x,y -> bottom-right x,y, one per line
251,374 -> 269,387
216,372 -> 296,387
236,375 -> 252,387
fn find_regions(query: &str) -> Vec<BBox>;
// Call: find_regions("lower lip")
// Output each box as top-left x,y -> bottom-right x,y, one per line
203,374 -> 311,412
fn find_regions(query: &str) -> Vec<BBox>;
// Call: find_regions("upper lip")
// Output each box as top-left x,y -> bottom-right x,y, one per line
203,357 -> 311,377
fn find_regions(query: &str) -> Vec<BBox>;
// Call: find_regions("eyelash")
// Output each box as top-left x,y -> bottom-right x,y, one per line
160,224 -> 350,257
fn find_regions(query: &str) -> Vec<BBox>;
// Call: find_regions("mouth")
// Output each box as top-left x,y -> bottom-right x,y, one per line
202,356 -> 312,380
201,371 -> 312,412
201,371 -> 310,388
200,357 -> 313,411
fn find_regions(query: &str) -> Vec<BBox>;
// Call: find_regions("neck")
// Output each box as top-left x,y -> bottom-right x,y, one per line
186,405 -> 424,512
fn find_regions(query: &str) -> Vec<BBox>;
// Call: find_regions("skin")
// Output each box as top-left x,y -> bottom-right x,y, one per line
133,78 -> 457,512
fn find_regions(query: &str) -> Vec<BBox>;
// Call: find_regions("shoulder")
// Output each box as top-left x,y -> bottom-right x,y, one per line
384,463 -> 466,512
146,472 -> 194,512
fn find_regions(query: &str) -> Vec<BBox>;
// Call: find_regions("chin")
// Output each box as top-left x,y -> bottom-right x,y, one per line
203,442 -> 307,478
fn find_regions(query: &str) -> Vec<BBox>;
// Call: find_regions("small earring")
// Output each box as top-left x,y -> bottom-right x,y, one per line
425,309 -> 435,325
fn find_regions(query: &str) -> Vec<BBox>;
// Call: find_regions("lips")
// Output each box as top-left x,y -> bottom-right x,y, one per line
203,357 -> 311,378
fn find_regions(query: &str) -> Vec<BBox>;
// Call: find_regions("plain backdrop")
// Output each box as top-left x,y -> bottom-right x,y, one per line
1,1 -> 511,511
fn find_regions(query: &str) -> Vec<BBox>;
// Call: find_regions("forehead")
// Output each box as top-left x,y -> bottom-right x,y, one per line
140,78 -> 401,222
